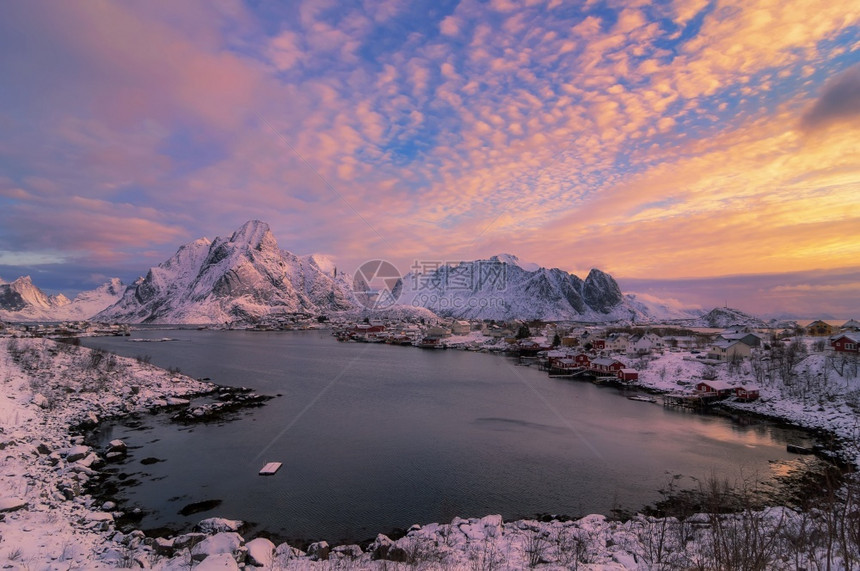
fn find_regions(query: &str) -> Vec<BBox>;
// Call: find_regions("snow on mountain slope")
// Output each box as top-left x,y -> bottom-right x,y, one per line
397,255 -> 646,322
0,276 -> 124,322
96,220 -> 355,324
624,292 -> 704,321
680,306 -> 769,328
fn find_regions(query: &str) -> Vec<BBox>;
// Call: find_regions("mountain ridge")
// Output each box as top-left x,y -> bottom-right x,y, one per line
0,276 -> 124,322
95,220 -> 355,324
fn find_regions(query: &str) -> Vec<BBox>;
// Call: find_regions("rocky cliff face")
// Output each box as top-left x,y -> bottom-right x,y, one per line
96,221 -> 355,324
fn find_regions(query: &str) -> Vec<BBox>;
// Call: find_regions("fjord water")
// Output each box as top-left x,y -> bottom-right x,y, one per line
84,330 -> 806,543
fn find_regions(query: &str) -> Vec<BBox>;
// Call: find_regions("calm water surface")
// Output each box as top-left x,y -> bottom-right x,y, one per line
84,330 -> 809,543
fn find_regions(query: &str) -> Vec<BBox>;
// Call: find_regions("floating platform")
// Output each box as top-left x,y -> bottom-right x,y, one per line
627,395 -> 657,403
259,462 -> 282,475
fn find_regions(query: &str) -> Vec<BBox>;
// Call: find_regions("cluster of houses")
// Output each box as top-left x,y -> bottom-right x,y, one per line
665,380 -> 762,407
333,318 -> 477,347
800,319 -> 860,355
0,320 -> 130,338
545,351 -> 640,382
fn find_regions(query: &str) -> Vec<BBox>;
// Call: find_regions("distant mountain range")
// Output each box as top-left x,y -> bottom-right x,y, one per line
0,276 -> 124,322
398,254 -> 701,322
1,220 -> 778,327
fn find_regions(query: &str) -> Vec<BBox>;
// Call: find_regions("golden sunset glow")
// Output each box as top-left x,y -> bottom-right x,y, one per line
1,0 -> 858,315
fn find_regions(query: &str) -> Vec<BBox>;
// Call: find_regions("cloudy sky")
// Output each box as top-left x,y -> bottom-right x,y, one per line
1,0 -> 858,317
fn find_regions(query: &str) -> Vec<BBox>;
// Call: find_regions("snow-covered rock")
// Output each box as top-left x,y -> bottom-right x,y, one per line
0,497 -> 27,512
245,537 -> 276,567
194,552 -> 241,570
196,517 -> 243,534
190,532 -> 245,562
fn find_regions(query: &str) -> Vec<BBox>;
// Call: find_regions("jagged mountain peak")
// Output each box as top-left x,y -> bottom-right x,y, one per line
489,253 -> 541,272
96,220 -> 354,324
228,220 -> 277,252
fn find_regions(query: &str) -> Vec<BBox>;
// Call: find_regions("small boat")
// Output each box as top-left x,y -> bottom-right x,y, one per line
627,394 -> 657,403
259,462 -> 282,475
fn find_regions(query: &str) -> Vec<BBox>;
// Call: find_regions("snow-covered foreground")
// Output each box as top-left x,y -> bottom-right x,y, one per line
1,338 -> 860,570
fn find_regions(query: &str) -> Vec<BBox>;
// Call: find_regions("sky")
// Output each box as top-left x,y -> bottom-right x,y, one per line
0,0 -> 858,318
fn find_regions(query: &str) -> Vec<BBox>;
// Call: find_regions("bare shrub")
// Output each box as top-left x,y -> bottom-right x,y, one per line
468,537 -> 505,571
523,530 -> 548,568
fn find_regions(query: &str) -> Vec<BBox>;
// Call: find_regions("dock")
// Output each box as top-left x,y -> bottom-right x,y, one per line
259,462 -> 282,476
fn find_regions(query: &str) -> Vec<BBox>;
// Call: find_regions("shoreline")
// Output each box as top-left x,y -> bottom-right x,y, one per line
1,335 -> 858,569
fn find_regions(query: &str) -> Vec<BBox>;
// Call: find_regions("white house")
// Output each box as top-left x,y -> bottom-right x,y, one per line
627,332 -> 663,355
707,339 -> 752,362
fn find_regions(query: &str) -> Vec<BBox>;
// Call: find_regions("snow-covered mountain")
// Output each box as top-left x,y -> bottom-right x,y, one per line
398,255 -> 650,322
0,276 -> 124,322
623,292 -> 704,321
667,306 -> 769,329
95,220 -> 355,324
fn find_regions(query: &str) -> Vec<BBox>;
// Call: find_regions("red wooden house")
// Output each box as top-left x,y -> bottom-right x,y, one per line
589,357 -> 625,374
735,386 -> 760,401
695,380 -> 734,397
550,357 -> 579,370
592,339 -> 606,350
617,368 -> 639,382
574,353 -> 591,367
830,332 -> 860,353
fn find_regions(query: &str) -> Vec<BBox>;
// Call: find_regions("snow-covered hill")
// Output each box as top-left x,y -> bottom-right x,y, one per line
0,276 -> 124,322
397,255 -> 654,322
623,292 -> 704,321
669,306 -> 769,328
95,220 -> 355,324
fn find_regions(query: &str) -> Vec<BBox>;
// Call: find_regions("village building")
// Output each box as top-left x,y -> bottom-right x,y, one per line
589,357 -> 625,374
717,331 -> 763,348
627,332 -> 663,355
841,319 -> 860,331
451,320 -> 471,335
696,380 -> 735,398
550,358 -> 579,370
604,332 -> 629,352
735,385 -> 761,401
806,320 -> 834,336
425,325 -> 451,338
830,332 -> 860,353
707,339 -> 752,362
663,335 -> 697,350
617,368 -> 639,382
